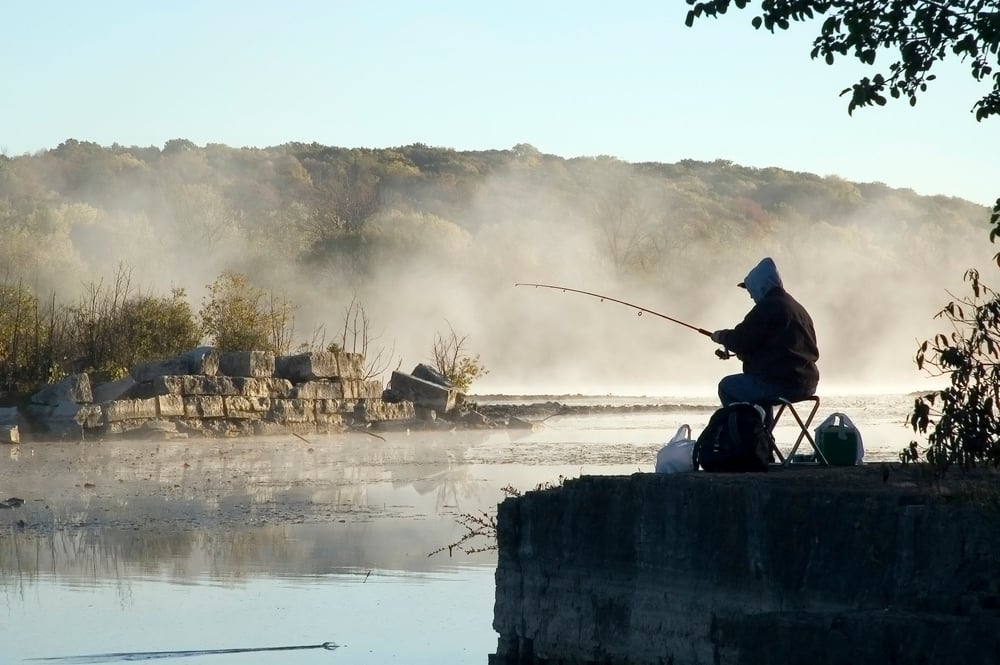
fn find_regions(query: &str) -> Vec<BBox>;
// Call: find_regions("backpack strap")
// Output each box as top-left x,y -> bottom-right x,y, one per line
727,407 -> 743,449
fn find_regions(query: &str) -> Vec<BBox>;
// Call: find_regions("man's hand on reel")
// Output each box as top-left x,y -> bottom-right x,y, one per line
710,330 -> 732,359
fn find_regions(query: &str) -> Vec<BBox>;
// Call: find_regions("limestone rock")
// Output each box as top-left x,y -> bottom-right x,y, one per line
30,373 -> 92,406
1,425 -> 20,444
233,377 -> 293,399
105,398 -> 158,423
131,347 -> 219,383
91,376 -> 136,403
355,398 -> 414,422
156,394 -> 185,417
275,351 -> 365,382
270,398 -> 315,424
218,350 -> 275,378
182,395 -> 225,418
389,371 -> 459,414
412,363 -> 453,388
275,352 -> 337,382
152,375 -> 239,396
224,396 -> 270,419
292,380 -> 347,400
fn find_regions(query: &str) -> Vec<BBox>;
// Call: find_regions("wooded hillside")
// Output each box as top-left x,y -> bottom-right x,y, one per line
0,140 -> 991,394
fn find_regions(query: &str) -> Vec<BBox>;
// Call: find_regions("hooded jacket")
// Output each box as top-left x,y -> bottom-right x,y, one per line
716,258 -> 819,396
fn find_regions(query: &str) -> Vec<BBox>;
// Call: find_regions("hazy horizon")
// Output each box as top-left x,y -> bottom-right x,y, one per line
5,3 -> 999,207
1,144 -> 988,401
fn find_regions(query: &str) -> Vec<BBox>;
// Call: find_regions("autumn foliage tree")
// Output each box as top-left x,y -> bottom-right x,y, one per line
199,271 -> 296,354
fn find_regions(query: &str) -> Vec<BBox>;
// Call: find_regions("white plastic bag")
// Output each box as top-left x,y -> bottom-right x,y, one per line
655,424 -> 696,473
814,412 -> 865,465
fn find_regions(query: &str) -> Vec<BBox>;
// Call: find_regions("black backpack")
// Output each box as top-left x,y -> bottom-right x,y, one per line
693,403 -> 773,472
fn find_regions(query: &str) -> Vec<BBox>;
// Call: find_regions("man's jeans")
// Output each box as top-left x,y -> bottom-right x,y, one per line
717,373 -> 811,431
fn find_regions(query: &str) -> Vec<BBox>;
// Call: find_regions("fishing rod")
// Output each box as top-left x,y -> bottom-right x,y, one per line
514,283 -> 712,337
28,641 -> 340,663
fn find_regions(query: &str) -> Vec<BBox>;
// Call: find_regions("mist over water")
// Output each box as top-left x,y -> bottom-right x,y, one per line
340,172 -> 988,398
9,148 -> 990,398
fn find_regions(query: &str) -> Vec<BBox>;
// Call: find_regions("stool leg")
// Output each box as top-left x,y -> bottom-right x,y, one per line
769,403 -> 787,465
785,400 -> 828,465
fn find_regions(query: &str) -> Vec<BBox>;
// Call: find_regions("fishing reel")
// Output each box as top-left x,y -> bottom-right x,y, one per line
715,347 -> 733,360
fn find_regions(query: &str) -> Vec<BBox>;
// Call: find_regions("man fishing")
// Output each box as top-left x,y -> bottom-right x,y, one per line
709,257 -> 819,429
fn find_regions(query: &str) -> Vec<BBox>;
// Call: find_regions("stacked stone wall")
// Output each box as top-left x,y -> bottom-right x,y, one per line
25,349 -> 416,440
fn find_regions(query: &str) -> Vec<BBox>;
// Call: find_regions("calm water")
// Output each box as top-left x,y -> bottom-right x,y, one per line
0,394 -> 916,664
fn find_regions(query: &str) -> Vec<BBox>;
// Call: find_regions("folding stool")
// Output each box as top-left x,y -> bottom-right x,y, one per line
761,395 -> 828,465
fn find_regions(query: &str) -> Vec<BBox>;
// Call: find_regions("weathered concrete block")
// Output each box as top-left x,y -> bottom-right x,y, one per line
389,371 -> 458,414
153,375 -> 238,396
30,373 -> 93,406
223,396 -> 270,419
358,398 -> 415,421
340,379 -> 359,399
275,352 -> 338,382
292,380 -> 345,400
314,408 -> 345,427
131,347 -> 219,382
412,363 -> 453,387
183,395 -> 225,418
156,394 -> 185,417
319,378 -> 382,400
336,352 -> 365,380
91,376 -> 136,403
232,377 -> 292,398
1,424 -> 19,444
218,350 -> 275,378
315,398 -> 356,423
316,398 -> 357,415
270,399 -> 315,423
362,379 -> 384,399
105,398 -> 158,423
275,351 -> 365,382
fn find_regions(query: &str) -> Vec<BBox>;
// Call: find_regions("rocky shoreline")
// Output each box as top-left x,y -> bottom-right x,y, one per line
1,355 -> 720,443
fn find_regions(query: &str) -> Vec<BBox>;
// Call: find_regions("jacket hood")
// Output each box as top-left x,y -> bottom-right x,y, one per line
740,257 -> 783,303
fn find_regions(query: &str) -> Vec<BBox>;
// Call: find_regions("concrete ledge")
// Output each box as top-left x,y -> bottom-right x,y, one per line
491,467 -> 1000,665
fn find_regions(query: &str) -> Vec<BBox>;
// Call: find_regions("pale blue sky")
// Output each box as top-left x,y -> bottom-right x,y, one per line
3,1 -> 998,205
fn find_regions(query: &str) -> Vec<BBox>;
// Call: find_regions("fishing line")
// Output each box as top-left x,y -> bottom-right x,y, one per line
514,283 -> 712,337
27,641 -> 340,663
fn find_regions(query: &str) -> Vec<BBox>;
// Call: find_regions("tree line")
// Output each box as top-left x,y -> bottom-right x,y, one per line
0,139 -> 990,413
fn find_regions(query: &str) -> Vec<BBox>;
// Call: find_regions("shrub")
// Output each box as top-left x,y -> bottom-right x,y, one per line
117,288 -> 202,369
200,271 -> 296,353
67,266 -> 204,378
430,322 -> 489,393
910,269 -> 1000,469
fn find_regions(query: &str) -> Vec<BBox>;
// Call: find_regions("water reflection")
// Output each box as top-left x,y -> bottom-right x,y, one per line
0,395 -> 914,663
5,561 -> 498,664
2,515 -> 501,663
